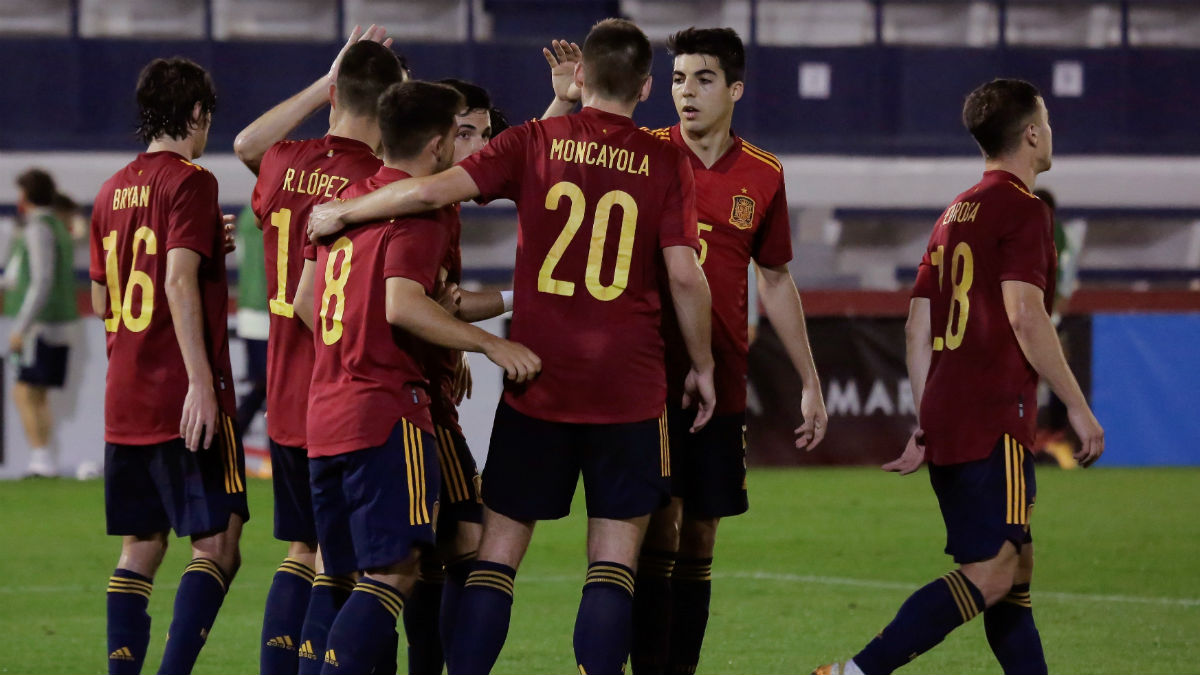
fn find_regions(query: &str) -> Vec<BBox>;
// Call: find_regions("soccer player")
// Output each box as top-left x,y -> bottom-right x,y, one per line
544,27 -> 829,675
306,19 -> 717,675
813,79 -> 1104,675
291,79 -> 539,675
233,27 -> 404,675
401,76 -> 507,675
3,169 -> 79,478
90,57 -> 245,675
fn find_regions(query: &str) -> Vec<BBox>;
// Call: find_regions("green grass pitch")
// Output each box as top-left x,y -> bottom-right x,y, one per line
1,466 -> 1197,674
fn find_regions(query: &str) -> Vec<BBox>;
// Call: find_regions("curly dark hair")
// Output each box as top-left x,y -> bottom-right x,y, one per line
135,57 -> 217,144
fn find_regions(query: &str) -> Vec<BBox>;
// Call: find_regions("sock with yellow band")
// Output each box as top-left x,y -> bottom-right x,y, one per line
297,574 -> 355,675
575,561 -> 637,675
852,570 -> 985,675
107,568 -> 153,675
260,558 -> 315,675
321,578 -> 405,674
447,561 -> 516,675
157,558 -> 229,675
984,583 -> 1046,675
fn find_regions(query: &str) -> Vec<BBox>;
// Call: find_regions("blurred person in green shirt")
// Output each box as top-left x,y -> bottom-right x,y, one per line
234,204 -> 268,437
2,169 -> 79,477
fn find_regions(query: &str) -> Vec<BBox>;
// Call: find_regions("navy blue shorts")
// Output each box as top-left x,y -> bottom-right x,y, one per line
668,408 -> 749,519
310,418 -> 439,576
269,440 -> 317,543
17,337 -> 68,388
929,433 -> 1036,565
105,414 -> 249,538
434,424 -> 482,525
482,401 -> 670,521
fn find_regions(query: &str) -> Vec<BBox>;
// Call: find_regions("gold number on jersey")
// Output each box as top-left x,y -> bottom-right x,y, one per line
538,180 -> 639,301
931,242 -> 974,351
101,227 -> 157,333
319,236 -> 353,345
268,208 -> 295,318
697,222 -> 713,265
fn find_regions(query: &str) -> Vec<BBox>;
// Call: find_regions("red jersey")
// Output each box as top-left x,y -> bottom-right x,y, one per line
458,106 -> 700,424
305,167 -> 451,457
913,170 -> 1056,465
251,135 -> 382,448
88,151 -> 236,445
652,126 -> 793,415
425,205 -> 465,434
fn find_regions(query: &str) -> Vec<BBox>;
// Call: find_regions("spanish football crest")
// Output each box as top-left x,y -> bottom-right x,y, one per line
730,194 -> 756,230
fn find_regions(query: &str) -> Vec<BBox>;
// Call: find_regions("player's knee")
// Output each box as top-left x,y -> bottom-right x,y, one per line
643,505 -> 681,552
678,516 -> 719,557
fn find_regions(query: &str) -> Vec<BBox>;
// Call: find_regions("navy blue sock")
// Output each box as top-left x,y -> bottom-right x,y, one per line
574,561 -> 636,675
260,558 -> 315,675
446,561 -> 515,675
107,569 -> 153,675
985,583 -> 1046,675
632,549 -> 675,675
157,559 -> 229,675
853,570 -> 985,675
319,578 -> 404,675
667,557 -> 712,675
403,558 -> 446,675
298,575 -> 354,675
439,552 -> 476,654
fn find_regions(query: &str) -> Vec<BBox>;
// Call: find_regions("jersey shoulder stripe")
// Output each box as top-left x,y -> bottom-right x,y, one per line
740,143 -> 782,172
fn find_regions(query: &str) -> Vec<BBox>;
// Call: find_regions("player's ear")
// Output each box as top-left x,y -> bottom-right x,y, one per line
638,75 -> 653,103
424,131 -> 446,161
328,83 -> 338,109
573,61 -> 585,92
724,79 -> 744,102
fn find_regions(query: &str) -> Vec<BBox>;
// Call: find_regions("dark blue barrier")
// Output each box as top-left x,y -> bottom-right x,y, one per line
2,38 -> 1199,155
1092,313 -> 1200,466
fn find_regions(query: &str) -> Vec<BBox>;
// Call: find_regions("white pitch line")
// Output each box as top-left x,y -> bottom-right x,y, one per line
2,571 -> 1197,608
719,571 -> 1200,608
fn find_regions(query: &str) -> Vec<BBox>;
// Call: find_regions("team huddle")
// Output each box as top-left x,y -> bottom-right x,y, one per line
90,15 -> 1103,675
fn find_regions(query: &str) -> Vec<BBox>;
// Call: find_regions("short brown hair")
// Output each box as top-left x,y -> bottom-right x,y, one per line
377,81 -> 465,161
336,41 -> 407,117
16,168 -> 56,207
582,18 -> 652,103
962,78 -> 1042,159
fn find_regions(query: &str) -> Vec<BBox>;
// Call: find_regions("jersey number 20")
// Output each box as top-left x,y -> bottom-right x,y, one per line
538,180 -> 638,302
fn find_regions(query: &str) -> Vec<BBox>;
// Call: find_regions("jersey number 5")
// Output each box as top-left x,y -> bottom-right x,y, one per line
101,227 -> 157,333
319,236 -> 353,345
538,180 -> 638,302
930,242 -> 974,351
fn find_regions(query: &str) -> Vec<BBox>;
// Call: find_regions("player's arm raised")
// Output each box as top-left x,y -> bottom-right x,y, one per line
164,248 -> 219,452
541,39 -> 582,119
386,277 -> 540,384
664,246 -> 715,432
1002,280 -> 1104,466
308,167 -> 480,241
757,263 -> 827,450
233,24 -> 392,174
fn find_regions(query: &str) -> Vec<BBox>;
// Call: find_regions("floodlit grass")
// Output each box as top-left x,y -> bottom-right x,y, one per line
1,467 -> 1197,673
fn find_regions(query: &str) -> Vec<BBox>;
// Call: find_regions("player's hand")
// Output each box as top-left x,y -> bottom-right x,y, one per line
453,351 -> 473,404
223,213 -> 236,254
8,330 -> 24,355
882,430 -> 926,475
308,201 -> 346,242
543,39 -> 582,103
181,379 -> 219,452
1067,404 -> 1104,468
795,385 -> 827,451
435,282 -> 462,315
682,366 -> 716,433
329,24 -> 393,82
484,337 -> 541,385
